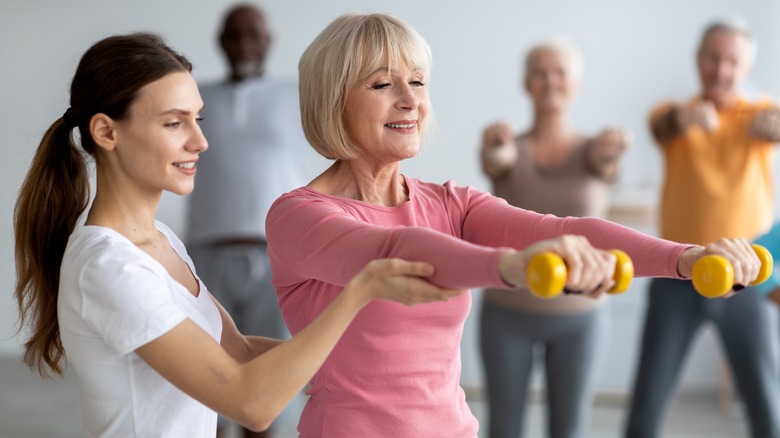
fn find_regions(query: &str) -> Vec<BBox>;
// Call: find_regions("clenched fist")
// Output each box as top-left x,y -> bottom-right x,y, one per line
676,100 -> 720,132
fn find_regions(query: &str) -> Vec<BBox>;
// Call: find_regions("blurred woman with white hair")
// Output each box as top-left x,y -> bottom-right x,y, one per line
478,38 -> 630,438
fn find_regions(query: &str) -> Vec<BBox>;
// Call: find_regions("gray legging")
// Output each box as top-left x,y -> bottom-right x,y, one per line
479,299 -> 607,438
624,278 -> 780,438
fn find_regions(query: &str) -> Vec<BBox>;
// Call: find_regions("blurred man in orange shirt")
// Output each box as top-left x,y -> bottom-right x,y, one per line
624,18 -> 780,438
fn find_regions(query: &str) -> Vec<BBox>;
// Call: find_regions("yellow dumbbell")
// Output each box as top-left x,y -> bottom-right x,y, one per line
526,249 -> 634,299
692,244 -> 773,298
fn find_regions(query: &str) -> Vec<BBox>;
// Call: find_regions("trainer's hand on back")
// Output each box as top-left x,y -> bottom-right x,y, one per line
500,234 -> 617,298
348,258 -> 466,306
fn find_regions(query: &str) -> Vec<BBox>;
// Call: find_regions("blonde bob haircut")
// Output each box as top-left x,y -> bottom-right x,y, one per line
299,13 -> 433,160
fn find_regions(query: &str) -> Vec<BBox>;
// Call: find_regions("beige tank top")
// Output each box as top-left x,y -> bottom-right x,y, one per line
485,137 -> 613,314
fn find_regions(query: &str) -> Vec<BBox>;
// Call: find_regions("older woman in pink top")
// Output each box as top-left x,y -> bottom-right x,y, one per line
478,39 -> 630,438
265,13 -> 762,438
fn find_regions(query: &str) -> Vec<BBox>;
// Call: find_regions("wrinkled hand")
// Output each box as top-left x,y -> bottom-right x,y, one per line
348,258 -> 466,306
500,235 -> 617,299
750,108 -> 780,141
677,238 -> 761,292
677,101 -> 719,132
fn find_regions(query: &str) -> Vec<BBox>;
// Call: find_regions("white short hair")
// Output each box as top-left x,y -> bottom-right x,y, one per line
698,18 -> 757,64
523,37 -> 584,82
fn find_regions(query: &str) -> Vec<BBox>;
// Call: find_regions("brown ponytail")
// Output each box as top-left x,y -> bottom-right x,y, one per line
14,118 -> 89,377
13,33 -> 192,377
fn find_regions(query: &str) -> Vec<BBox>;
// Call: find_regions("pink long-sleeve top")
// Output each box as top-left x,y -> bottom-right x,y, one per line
266,177 -> 689,438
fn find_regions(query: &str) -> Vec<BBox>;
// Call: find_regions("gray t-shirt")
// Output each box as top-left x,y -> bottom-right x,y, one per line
186,77 -> 309,244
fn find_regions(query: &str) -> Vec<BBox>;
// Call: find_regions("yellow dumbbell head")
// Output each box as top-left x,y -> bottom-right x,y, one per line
526,252 -> 567,299
692,254 -> 733,298
751,244 -> 773,286
608,249 -> 634,295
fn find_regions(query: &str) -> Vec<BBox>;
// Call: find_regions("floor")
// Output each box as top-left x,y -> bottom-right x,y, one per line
0,356 -> 750,438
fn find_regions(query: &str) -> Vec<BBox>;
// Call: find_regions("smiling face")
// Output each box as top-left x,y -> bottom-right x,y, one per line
524,47 -> 579,113
110,72 -> 207,196
343,65 -> 430,164
697,29 -> 752,106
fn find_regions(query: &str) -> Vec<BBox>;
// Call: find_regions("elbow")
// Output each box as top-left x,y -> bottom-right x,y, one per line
243,419 -> 272,433
235,402 -> 279,433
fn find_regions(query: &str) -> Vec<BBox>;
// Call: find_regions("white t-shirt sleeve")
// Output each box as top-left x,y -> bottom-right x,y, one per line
78,250 -> 187,357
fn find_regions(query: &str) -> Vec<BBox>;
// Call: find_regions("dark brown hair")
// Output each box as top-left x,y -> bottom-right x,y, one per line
14,33 -> 192,377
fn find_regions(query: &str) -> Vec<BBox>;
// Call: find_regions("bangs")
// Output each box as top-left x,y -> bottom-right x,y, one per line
298,13 -> 434,161
349,15 -> 432,83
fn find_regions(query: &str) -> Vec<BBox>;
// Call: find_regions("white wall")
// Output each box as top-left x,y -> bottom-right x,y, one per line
2,0 -> 779,398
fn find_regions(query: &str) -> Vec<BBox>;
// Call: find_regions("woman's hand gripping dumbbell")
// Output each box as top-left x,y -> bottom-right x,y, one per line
673,238 -> 772,298
691,244 -> 773,298
498,235 -> 634,299
525,249 -> 633,298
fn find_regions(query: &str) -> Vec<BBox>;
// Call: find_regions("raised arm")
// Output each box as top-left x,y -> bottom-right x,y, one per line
267,187 -> 674,297
266,195 -> 512,291
455,185 -> 688,278
750,107 -> 780,143
585,128 -> 630,181
457,185 -> 763,288
650,101 -> 719,145
480,122 -> 518,179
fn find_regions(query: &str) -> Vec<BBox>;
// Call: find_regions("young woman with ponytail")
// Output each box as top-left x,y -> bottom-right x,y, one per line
13,32 -> 463,437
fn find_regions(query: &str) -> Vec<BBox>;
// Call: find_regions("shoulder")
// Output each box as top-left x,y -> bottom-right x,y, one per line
265,78 -> 300,98
410,177 -> 489,205
66,226 -> 140,266
736,95 -> 776,111
155,221 -> 187,254
271,186 -> 324,205
64,226 -> 166,287
268,187 -> 340,218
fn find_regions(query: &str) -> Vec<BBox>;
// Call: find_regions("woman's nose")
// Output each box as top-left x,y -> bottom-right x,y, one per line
396,83 -> 419,110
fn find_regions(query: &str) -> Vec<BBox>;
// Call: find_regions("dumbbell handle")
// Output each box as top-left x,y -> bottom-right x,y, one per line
526,249 -> 634,299
692,244 -> 773,298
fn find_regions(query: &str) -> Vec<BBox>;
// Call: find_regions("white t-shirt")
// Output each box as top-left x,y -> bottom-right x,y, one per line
58,221 -> 223,437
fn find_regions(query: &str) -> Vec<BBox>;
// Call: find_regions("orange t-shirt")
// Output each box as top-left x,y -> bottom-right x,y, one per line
654,96 -> 776,245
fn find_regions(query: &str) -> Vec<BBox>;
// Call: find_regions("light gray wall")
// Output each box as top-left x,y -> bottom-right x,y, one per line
2,0 -> 779,396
